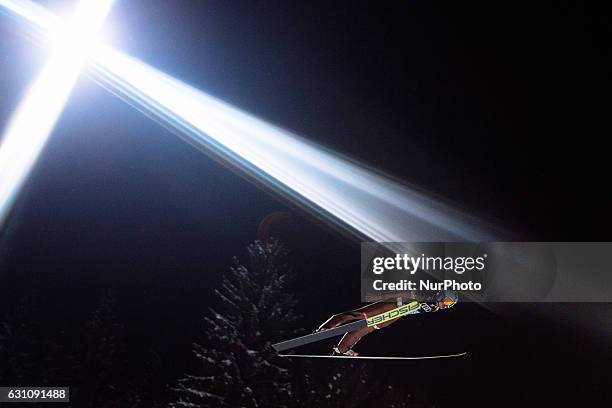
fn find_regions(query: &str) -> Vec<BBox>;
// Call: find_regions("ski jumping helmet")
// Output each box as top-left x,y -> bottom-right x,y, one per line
435,290 -> 459,308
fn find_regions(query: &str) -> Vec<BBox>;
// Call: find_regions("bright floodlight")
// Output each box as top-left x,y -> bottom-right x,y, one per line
0,0 -> 504,243
0,0 -> 114,228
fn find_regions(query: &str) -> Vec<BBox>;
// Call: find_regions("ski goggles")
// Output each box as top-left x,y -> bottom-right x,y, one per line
435,290 -> 458,308
441,297 -> 457,308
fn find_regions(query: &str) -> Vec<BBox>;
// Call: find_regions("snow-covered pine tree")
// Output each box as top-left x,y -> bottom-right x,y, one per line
296,360 -> 373,407
0,323 -> 6,355
171,239 -> 300,408
0,292 -> 63,385
75,291 -> 135,407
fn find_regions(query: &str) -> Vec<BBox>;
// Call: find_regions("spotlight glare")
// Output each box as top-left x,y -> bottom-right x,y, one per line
90,47 -> 499,241
0,0 -> 114,228
0,0 -> 504,243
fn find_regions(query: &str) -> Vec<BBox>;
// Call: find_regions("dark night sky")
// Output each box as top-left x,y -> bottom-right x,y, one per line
0,1 -> 610,406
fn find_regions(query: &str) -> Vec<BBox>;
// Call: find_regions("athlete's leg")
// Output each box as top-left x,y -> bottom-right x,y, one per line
317,301 -> 401,354
335,316 -> 400,353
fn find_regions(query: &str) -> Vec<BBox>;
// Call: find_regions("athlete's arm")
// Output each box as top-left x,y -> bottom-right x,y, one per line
315,302 -> 399,354
316,301 -> 399,331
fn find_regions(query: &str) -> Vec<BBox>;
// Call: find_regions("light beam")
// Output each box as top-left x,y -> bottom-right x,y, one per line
0,0 -> 114,228
89,47 -> 500,241
0,0 -> 505,242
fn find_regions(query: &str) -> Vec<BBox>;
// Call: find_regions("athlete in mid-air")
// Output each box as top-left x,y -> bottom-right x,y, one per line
316,290 -> 458,356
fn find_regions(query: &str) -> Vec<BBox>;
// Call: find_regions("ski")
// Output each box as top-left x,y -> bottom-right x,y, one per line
278,352 -> 467,360
272,300 -> 439,352
272,319 -> 367,352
